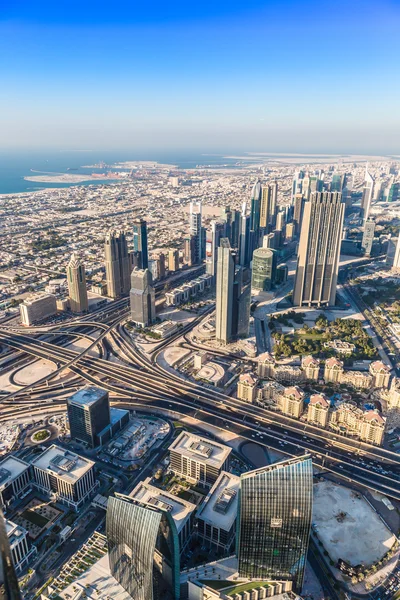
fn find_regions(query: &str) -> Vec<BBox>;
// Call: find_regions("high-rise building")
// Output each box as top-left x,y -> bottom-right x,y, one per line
250,180 -> 262,236
330,173 -> 344,192
361,219 -> 375,256
293,192 -> 344,307
104,230 -> 131,299
67,253 -> 88,313
67,386 -> 111,448
251,247 -> 277,291
168,249 -> 179,272
237,455 -> 313,591
291,169 -> 305,202
133,218 -> 149,270
20,292 -> 57,326
293,194 -> 305,236
215,239 -> 235,344
230,208 -> 241,248
0,509 -> 22,600
207,220 -> 226,278
360,167 -> 374,223
260,182 -> 278,230
239,204 -> 251,267
189,202 -> 205,264
388,182 -> 400,203
130,268 -> 156,327
392,235 -> 400,272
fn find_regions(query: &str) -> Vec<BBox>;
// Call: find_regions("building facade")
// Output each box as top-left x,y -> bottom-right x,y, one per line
301,356 -> 320,380
104,230 -> 131,298
67,253 -> 88,313
130,268 -> 156,327
20,293 -> 57,326
251,247 -> 276,291
0,457 -> 31,510
237,373 -> 258,403
133,219 -> 149,270
307,394 -> 330,427
67,386 -> 111,448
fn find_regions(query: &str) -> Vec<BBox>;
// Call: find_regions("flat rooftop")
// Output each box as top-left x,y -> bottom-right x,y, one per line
68,385 -> 108,408
0,455 -> 30,489
130,478 -> 196,533
31,445 -> 95,483
6,519 -> 26,545
169,431 -> 232,469
196,471 -> 240,532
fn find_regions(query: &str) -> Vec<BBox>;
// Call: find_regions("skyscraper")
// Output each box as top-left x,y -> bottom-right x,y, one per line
251,247 -> 277,291
168,249 -> 179,272
360,167 -> 374,223
392,235 -> 400,272
293,194 -> 305,236
361,219 -> 375,256
239,203 -> 251,267
130,268 -> 156,327
67,253 -> 88,313
67,386 -> 111,448
293,192 -> 344,307
249,181 -> 262,252
0,509 -> 22,600
133,218 -> 149,270
104,230 -> 131,299
260,184 -> 275,230
189,202 -> 205,264
291,169 -> 305,202
330,173 -> 344,192
237,455 -> 313,592
207,220 -> 226,278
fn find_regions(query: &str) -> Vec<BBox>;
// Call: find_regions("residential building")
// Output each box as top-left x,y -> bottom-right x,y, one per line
207,220 -> 226,278
196,471 -> 240,552
276,386 -> 305,418
168,431 -> 231,488
168,249 -> 180,272
237,373 -> 258,403
31,445 -> 97,510
260,182 -> 277,230
273,365 -> 304,385
324,357 -> 344,383
341,370 -> 373,390
0,456 -> 31,510
249,180 -> 262,252
104,230 -> 131,298
369,361 -> 391,388
360,168 -> 374,223
307,394 -> 330,427
330,404 -> 385,445
324,339 -> 355,354
5,520 -> 37,573
389,378 -> 400,409
257,352 -> 275,378
19,292 -> 57,326
0,509 -> 22,600
215,239 -> 235,344
251,247 -> 276,291
189,202 -> 205,264
237,456 -> 313,591
132,218 -> 149,270
257,381 -> 285,407
67,253 -> 88,313
293,192 -> 344,307
301,356 -> 320,381
130,268 -> 156,327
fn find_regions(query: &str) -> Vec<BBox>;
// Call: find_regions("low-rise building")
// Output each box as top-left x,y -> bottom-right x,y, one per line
169,432 -> 231,488
31,445 -> 97,510
324,339 -> 356,354
369,361 -> 391,388
20,292 -> 57,326
256,352 -> 275,378
389,377 -> 400,409
273,364 -> 304,384
307,393 -> 330,427
196,471 -> 240,552
0,456 -> 31,510
6,519 -> 37,573
152,320 -> 178,339
324,357 -> 344,383
237,373 -> 258,403
276,386 -> 305,418
257,381 -> 285,407
165,274 -> 212,306
329,403 -> 385,445
342,370 -> 373,390
301,356 -> 320,380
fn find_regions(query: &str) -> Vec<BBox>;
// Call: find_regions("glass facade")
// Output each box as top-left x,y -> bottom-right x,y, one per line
237,455 -> 313,591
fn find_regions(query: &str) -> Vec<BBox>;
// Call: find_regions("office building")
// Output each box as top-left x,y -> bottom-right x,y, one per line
0,510 -> 22,600
67,386 -> 111,448
291,169 -> 305,202
307,394 -> 330,427
31,445 -> 97,510
6,520 -> 37,574
388,181 -> 400,203
361,219 -> 375,256
189,202 -> 205,264
251,247 -> 276,291
168,249 -> 180,272
293,194 -> 304,236
19,292 -> 57,326
104,230 -> 131,299
293,192 -> 344,307
360,168 -> 374,222
239,206 -> 251,267
237,455 -> 313,591
196,471 -> 240,552
260,183 -> 278,230
67,253 -> 88,313
249,180 -> 262,252
107,493 -> 180,600
0,456 -> 31,510
207,220 -> 226,278
130,268 -> 156,327
168,431 -> 231,488
330,173 -> 344,192
133,218 -> 149,270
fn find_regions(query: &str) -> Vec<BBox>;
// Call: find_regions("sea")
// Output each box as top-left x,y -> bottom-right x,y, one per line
0,150 -> 247,196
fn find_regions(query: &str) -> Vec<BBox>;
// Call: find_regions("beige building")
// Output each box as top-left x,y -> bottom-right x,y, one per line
237,373 -> 258,403
20,292 -> 57,326
302,355 -> 320,380
329,403 -> 385,446
168,249 -> 180,271
257,381 -> 285,407
324,357 -> 344,383
369,361 -> 391,389
341,370 -> 373,390
307,394 -> 330,427
389,377 -> 400,409
104,230 -> 131,299
67,253 -> 88,313
257,352 -> 275,378
273,364 -> 304,384
276,386 -> 305,418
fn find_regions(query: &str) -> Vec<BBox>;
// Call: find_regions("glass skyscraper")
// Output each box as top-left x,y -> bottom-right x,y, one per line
133,218 -> 149,270
237,455 -> 313,591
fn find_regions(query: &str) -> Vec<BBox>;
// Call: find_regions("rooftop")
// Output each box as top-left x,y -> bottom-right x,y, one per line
169,431 -> 232,469
0,455 -> 29,490
130,478 -> 196,533
31,444 -> 95,483
196,471 -> 240,532
309,393 -> 329,408
67,385 -> 108,408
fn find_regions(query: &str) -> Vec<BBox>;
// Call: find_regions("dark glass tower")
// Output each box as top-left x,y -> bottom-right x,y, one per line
133,218 -> 149,270
237,455 -> 313,591
0,509 -> 22,600
67,386 -> 110,448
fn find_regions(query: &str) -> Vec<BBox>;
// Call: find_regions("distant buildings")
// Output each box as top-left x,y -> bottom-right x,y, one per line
67,253 -> 88,313
132,218 -> 149,270
293,192 -> 344,307
19,292 -> 57,326
104,230 -> 131,298
130,268 -> 156,327
168,248 -> 180,272
168,431 -> 231,488
251,247 -> 277,291
237,456 -> 313,591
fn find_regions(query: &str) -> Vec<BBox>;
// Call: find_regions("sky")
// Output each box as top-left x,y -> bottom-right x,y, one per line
1,0 -> 400,154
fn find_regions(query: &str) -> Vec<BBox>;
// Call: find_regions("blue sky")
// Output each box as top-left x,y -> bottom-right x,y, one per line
1,0 -> 400,153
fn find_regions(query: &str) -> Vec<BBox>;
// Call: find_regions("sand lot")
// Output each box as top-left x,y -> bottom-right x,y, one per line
313,480 -> 395,566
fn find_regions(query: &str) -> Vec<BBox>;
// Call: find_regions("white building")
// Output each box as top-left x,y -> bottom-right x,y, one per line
0,455 -> 31,509
6,519 -> 37,573
20,292 -> 57,326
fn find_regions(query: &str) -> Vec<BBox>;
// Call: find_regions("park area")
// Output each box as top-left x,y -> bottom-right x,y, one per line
313,481 -> 395,566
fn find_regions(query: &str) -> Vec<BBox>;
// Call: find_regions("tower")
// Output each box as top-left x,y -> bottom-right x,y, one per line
104,230 -> 131,299
133,218 -> 149,270
249,180 -> 262,252
360,167 -> 374,223
189,202 -> 204,264
361,219 -> 375,256
239,203 -> 251,267
130,268 -> 156,327
0,509 -> 22,600
207,220 -> 226,278
251,247 -> 277,291
67,386 -> 110,448
237,455 -> 313,592
67,253 -> 88,313
293,192 -> 344,307
215,239 -> 235,344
